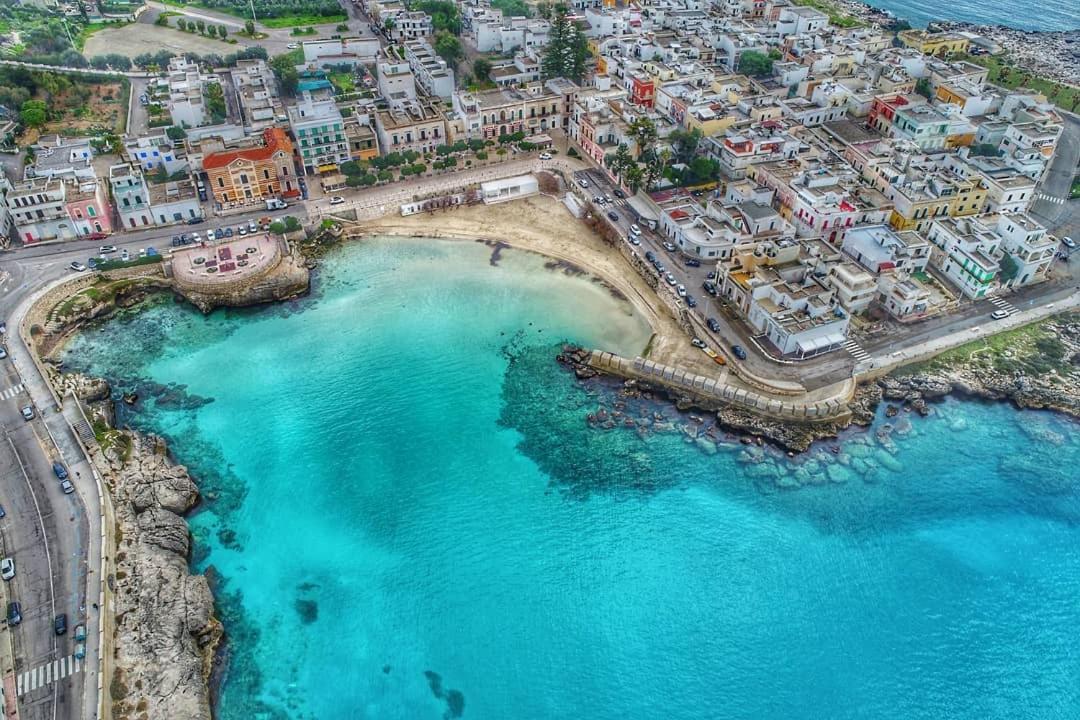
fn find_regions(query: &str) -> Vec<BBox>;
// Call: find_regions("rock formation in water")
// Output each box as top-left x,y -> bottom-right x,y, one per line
65,374 -> 220,720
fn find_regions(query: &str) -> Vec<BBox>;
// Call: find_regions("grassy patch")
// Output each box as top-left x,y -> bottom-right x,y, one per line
261,13 -> 346,27
901,312 -> 1078,378
75,21 -> 129,51
93,255 -> 164,272
960,54 -> 1079,113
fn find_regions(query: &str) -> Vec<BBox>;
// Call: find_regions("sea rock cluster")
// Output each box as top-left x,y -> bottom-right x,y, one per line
87,411 -> 220,720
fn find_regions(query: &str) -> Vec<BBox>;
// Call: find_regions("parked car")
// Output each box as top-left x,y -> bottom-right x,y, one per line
329,196 -> 345,205
7,601 -> 21,626
614,189 -> 625,199
702,280 -> 717,296
61,480 -> 75,495
665,273 -> 677,286
138,248 -> 147,258
147,247 -> 159,257
731,345 -> 748,360
662,242 -> 676,252
73,642 -> 85,660
539,152 -> 552,160
206,230 -> 216,242
238,226 -> 247,236
607,211 -> 619,222
54,613 -> 67,636
707,270 -> 718,281
578,179 -> 589,188
1,558 -> 14,581
52,462 -> 68,480
248,220 -> 258,233
691,337 -> 706,349
593,195 -> 603,204
21,406 -> 34,421
630,224 -> 642,235
287,43 -> 299,49
171,236 -> 182,247
991,309 -> 1009,320
0,505 -> 5,518
676,284 -> 687,297
686,295 -> 697,308
684,258 -> 701,267
121,249 -> 130,261
69,261 -> 87,272
707,317 -> 721,332
655,262 -> 665,273
99,245 -> 117,254
628,235 -> 641,246
74,624 -> 87,642
186,216 -> 204,225
645,251 -> 656,263
0,347 -> 7,359
224,227 -> 234,238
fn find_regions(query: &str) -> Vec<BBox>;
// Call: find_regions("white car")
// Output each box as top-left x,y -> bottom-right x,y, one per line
69,261 -> 87,272
0,558 -> 13,581
1062,236 -> 1076,249
991,309 -> 1009,320
121,249 -> 130,261
539,152 -> 551,160
677,284 -> 687,297
99,245 -> 117,254
630,224 -> 642,235
206,230 -> 216,242
329,196 -> 345,205
287,43 -> 299,49
248,220 -> 258,233
238,226 -> 247,236
578,179 -> 589,188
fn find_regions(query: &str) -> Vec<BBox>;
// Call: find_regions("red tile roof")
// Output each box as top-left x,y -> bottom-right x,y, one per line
203,127 -> 293,170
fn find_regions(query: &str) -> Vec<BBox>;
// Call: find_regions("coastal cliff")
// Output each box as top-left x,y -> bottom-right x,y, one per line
60,373 -> 220,720
173,251 -> 310,314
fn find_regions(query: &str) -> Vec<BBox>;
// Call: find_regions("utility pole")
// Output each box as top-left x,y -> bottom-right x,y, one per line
249,0 -> 258,25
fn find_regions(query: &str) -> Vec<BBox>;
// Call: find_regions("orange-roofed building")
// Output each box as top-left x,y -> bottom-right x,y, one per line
203,127 -> 300,208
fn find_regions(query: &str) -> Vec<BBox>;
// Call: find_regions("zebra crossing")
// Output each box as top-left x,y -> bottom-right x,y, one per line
0,383 -> 24,401
843,339 -> 871,362
1035,193 -> 1066,206
14,654 -> 82,696
989,295 -> 1019,316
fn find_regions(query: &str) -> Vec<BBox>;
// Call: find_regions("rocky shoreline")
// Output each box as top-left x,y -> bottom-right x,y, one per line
559,313 -> 1079,453
56,373 -> 219,720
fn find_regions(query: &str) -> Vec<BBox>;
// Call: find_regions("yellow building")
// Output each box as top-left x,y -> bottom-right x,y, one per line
898,30 -> 970,57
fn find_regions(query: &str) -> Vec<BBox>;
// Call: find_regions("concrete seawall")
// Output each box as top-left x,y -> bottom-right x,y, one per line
588,350 -> 855,421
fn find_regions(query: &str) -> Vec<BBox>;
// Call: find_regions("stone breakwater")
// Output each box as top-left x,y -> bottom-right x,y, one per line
561,311 -> 1079,451
60,373 -> 220,720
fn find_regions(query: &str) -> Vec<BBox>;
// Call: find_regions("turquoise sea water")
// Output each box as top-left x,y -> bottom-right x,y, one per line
65,238 -> 1080,720
865,0 -> 1078,31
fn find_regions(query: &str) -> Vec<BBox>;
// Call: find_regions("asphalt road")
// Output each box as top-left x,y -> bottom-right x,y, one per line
0,352 -> 89,720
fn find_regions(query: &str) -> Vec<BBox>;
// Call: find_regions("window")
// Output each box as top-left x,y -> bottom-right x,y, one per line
88,206 -> 96,217
218,177 -> 225,188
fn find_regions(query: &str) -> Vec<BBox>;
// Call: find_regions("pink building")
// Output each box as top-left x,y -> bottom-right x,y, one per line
65,177 -> 113,238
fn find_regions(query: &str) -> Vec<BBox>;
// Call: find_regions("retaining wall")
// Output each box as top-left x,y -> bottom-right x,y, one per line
589,350 -> 854,421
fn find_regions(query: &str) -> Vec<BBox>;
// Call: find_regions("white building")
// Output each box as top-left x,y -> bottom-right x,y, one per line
481,175 -> 538,204
288,92 -> 349,175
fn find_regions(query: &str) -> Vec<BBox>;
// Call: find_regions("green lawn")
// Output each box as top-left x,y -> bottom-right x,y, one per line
328,72 -> 354,93
791,0 -> 864,27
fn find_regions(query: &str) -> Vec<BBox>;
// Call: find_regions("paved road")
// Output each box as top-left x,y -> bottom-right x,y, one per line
1030,113 -> 1079,232
0,338 -> 90,720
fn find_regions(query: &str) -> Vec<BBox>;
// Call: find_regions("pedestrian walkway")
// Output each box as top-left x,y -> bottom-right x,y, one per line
843,339 -> 871,361
1035,192 -> 1066,205
0,383 -> 24,401
989,295 -> 1019,316
13,655 -> 82,696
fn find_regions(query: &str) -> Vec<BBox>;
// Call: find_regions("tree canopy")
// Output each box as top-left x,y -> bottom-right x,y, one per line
541,10 -> 589,82
738,50 -> 774,77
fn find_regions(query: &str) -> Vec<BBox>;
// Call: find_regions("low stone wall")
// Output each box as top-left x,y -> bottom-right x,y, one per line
589,350 -> 854,421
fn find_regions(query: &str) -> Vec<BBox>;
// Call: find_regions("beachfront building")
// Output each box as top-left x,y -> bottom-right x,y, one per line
203,127 -> 299,208
8,177 -> 77,244
988,212 -> 1057,287
925,216 -> 1002,298
715,237 -> 850,358
897,30 -> 970,57
287,92 -> 349,176
404,40 -> 455,99
374,97 -> 449,155
110,164 -> 154,229
452,83 -> 563,141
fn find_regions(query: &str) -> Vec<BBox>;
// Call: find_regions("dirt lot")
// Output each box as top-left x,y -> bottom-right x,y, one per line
84,24 -> 234,58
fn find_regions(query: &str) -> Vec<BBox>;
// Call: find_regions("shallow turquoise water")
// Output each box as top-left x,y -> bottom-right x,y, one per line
66,237 -> 1080,720
866,0 -> 1077,30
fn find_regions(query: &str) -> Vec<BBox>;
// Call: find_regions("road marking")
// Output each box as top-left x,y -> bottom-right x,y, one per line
1035,193 -> 1065,205
843,339 -> 871,361
989,296 -> 1019,315
0,384 -> 24,400
12,654 -> 82,697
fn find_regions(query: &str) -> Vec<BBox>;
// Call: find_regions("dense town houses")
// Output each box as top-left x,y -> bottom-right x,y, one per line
0,4 -> 1069,361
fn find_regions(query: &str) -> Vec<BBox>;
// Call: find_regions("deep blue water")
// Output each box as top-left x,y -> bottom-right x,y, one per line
864,0 -> 1078,30
65,238 -> 1080,720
